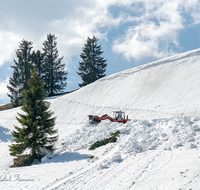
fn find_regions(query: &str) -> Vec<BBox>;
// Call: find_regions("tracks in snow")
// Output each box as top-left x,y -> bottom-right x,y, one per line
52,97 -> 180,120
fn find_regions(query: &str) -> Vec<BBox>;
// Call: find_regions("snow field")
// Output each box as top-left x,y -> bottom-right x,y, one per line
1,48 -> 200,189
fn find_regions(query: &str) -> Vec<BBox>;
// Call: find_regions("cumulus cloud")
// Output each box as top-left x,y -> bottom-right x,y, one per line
112,0 -> 200,61
0,0 -> 127,66
47,0 -> 130,59
0,0 -> 200,66
0,31 -> 22,66
0,77 -> 9,102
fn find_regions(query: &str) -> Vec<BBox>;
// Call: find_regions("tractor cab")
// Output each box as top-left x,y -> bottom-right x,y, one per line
113,110 -> 125,121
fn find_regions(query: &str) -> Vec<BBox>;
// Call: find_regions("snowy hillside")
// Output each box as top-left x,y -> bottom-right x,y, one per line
1,49 -> 200,190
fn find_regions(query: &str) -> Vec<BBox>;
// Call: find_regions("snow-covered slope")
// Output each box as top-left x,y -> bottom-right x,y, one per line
1,49 -> 200,190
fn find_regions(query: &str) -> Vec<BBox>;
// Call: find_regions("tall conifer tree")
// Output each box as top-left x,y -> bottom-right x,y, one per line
32,50 -> 44,77
9,68 -> 58,164
42,33 -> 68,96
77,36 -> 107,87
7,39 -> 33,106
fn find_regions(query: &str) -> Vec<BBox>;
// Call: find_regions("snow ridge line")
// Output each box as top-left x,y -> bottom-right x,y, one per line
97,48 -> 200,82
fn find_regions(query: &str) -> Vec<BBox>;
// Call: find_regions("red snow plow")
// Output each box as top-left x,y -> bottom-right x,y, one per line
88,110 -> 131,124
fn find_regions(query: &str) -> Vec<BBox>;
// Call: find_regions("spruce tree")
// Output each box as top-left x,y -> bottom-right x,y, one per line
7,39 -> 33,106
77,36 -> 107,87
32,50 -> 44,77
9,68 -> 58,164
42,33 -> 68,96
7,65 -> 21,106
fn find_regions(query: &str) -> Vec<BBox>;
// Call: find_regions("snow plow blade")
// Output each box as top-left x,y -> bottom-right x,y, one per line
88,115 -> 101,124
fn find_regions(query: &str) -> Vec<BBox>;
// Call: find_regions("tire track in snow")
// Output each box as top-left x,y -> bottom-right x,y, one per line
46,115 -> 197,189
43,136 -> 123,190
84,151 -> 168,190
180,164 -> 200,189
52,97 -> 180,119
132,150 -> 173,189
0,117 -> 17,120
55,121 -> 85,126
83,136 -> 129,189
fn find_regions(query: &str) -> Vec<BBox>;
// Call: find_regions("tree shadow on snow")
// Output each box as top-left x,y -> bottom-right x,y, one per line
0,126 -> 13,142
41,151 -> 90,164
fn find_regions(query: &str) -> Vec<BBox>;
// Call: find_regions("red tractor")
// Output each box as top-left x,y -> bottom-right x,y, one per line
88,110 -> 130,124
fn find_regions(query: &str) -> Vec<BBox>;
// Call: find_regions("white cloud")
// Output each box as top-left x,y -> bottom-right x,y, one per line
0,31 -> 22,66
0,0 -> 127,66
44,0 -> 132,64
0,77 -> 9,101
112,0 -> 200,61
0,0 -> 200,66
183,0 -> 200,23
190,2 -> 200,25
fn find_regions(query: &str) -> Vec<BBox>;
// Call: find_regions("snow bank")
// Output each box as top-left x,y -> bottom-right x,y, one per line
110,153 -> 122,162
54,115 -> 200,167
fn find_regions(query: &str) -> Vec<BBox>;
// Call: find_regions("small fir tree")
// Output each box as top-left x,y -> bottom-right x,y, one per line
42,33 -> 68,95
77,36 -> 107,87
9,68 -> 58,164
7,39 -> 33,106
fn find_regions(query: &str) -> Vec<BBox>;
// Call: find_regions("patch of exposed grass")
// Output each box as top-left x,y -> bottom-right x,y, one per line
10,154 -> 32,168
89,136 -> 117,150
89,130 -> 120,150
10,154 -> 44,168
1,90 -> 79,112
0,103 -> 15,111
111,130 -> 120,137
0,101 -> 22,111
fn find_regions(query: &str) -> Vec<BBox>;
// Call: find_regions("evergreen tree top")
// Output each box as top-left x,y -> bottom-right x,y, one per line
43,33 -> 58,53
7,39 -> 34,106
77,35 -> 107,87
42,33 -> 68,95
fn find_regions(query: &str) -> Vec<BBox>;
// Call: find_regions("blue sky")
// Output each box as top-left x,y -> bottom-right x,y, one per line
0,0 -> 200,105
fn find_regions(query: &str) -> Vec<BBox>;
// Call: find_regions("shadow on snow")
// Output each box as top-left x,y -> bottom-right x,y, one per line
0,125 -> 13,142
41,151 -> 90,164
